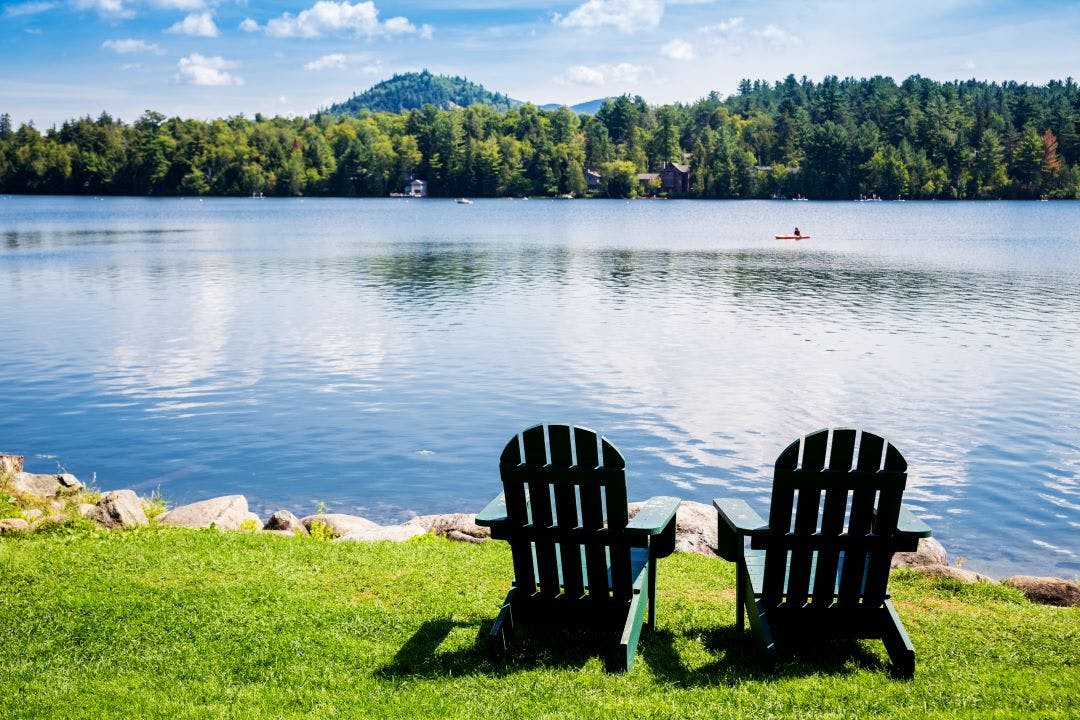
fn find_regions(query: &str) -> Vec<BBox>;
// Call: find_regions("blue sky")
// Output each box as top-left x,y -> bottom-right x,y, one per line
3,1 -> 1079,127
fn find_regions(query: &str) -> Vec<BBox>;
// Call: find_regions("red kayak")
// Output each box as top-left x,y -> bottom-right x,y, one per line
775,234 -> 810,240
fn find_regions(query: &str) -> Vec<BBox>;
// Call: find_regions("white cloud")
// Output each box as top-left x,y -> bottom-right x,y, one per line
382,16 -> 415,34
102,38 -> 163,54
752,24 -> 802,47
562,65 -> 605,86
73,0 -> 133,18
3,2 -> 56,17
167,11 -> 220,37
175,53 -> 243,86
556,62 -> 652,86
304,53 -> 349,71
239,18 -> 259,32
149,0 -> 205,9
661,38 -> 694,60
264,1 -> 426,39
698,17 -> 743,35
419,23 -> 433,39
554,0 -> 663,34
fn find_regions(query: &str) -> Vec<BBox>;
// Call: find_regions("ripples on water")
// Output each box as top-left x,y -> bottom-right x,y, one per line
1,196 -> 1078,578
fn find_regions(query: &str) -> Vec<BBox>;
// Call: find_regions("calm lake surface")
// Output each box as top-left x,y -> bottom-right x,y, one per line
2,196 -> 1078,578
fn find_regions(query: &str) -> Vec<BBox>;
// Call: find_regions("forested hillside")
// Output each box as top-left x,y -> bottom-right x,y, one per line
326,70 -> 519,115
2,75 -> 1078,199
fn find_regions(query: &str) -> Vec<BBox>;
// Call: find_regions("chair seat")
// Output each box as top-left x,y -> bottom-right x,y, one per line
744,548 -> 884,601
529,544 -> 650,598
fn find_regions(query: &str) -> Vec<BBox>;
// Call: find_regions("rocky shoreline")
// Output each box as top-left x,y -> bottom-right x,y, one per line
2,459 -> 1077,608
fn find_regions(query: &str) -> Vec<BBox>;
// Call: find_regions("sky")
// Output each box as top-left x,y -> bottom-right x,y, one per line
2,0 -> 1079,128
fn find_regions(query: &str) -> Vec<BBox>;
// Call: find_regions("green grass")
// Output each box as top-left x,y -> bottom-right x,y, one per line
1,528 -> 1077,719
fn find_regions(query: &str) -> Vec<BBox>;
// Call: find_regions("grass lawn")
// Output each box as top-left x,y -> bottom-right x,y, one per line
1,526 -> 1077,719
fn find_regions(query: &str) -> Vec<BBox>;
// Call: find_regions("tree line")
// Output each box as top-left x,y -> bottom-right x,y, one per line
2,75 -> 1079,200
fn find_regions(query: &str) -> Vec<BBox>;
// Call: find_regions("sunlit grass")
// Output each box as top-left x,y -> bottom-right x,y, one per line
1,528 -> 1077,719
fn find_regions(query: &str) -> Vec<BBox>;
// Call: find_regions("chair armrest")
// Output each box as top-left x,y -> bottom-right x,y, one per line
713,498 -> 771,562
896,506 -> 932,538
625,496 -> 681,535
475,493 -> 508,527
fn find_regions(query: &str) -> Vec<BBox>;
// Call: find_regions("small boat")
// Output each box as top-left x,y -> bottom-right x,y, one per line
456,198 -> 473,204
775,234 -> 810,240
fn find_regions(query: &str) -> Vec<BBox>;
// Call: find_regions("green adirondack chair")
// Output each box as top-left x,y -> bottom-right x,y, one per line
476,423 -> 680,671
713,428 -> 932,678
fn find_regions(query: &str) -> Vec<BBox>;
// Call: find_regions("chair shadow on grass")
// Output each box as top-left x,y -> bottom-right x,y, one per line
377,617 -> 647,678
377,617 -> 887,681
642,625 -> 891,685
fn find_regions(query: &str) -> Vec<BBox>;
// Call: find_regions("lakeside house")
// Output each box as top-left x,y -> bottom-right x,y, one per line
659,162 -> 690,193
405,179 -> 428,198
585,169 -> 602,191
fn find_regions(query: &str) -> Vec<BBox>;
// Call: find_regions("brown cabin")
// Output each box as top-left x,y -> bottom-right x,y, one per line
659,162 -> 690,193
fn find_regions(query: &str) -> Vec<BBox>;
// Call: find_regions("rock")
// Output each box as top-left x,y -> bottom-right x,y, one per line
23,508 -> 43,520
1003,576 -> 1080,607
336,524 -> 426,543
90,489 -> 149,529
916,564 -> 996,584
11,471 -> 83,498
264,509 -> 308,534
77,503 -> 97,519
0,518 -> 29,533
892,537 -> 948,569
1,454 -> 24,475
406,513 -> 489,540
57,473 -> 83,490
446,529 -> 485,544
300,513 -> 379,538
159,495 -> 253,531
628,499 -> 717,557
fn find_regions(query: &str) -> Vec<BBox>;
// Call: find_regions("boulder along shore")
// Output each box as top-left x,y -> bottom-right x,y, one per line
2,454 -> 1077,608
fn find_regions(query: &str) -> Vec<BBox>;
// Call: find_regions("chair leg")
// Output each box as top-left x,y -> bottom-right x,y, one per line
881,600 -> 916,679
616,586 -> 648,672
646,557 -> 658,629
735,557 -> 746,631
489,587 -> 517,655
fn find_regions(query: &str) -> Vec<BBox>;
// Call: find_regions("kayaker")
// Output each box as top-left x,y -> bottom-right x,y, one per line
794,227 -> 801,238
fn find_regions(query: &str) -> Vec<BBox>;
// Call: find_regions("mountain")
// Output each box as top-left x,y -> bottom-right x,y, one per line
539,98 -> 612,115
325,70 -> 521,115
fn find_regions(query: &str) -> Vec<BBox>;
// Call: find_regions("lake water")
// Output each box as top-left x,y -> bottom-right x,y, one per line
1,196 -> 1078,579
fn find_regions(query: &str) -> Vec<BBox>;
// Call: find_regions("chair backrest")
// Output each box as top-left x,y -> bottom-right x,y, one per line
761,428 -> 909,608
499,423 -> 634,602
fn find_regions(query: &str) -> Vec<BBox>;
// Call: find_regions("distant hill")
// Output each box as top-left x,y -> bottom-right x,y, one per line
326,70 -> 521,115
539,98 -> 612,115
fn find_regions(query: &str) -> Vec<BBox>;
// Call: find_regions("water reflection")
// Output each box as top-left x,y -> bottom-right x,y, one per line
0,197 -> 1077,578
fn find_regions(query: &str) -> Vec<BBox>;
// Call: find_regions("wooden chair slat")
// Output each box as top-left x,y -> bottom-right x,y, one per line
553,484 -> 584,597
802,429 -> 829,471
601,437 -> 626,469
548,424 -> 573,466
575,426 -> 599,468
786,481 -> 822,605
829,429 -> 857,471
856,432 -> 885,471
522,424 -> 547,465
811,487 -> 849,604
838,485 -> 877,604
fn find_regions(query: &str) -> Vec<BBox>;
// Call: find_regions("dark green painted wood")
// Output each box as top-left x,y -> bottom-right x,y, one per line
549,424 -> 585,599
713,428 -> 932,677
481,423 -> 679,671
